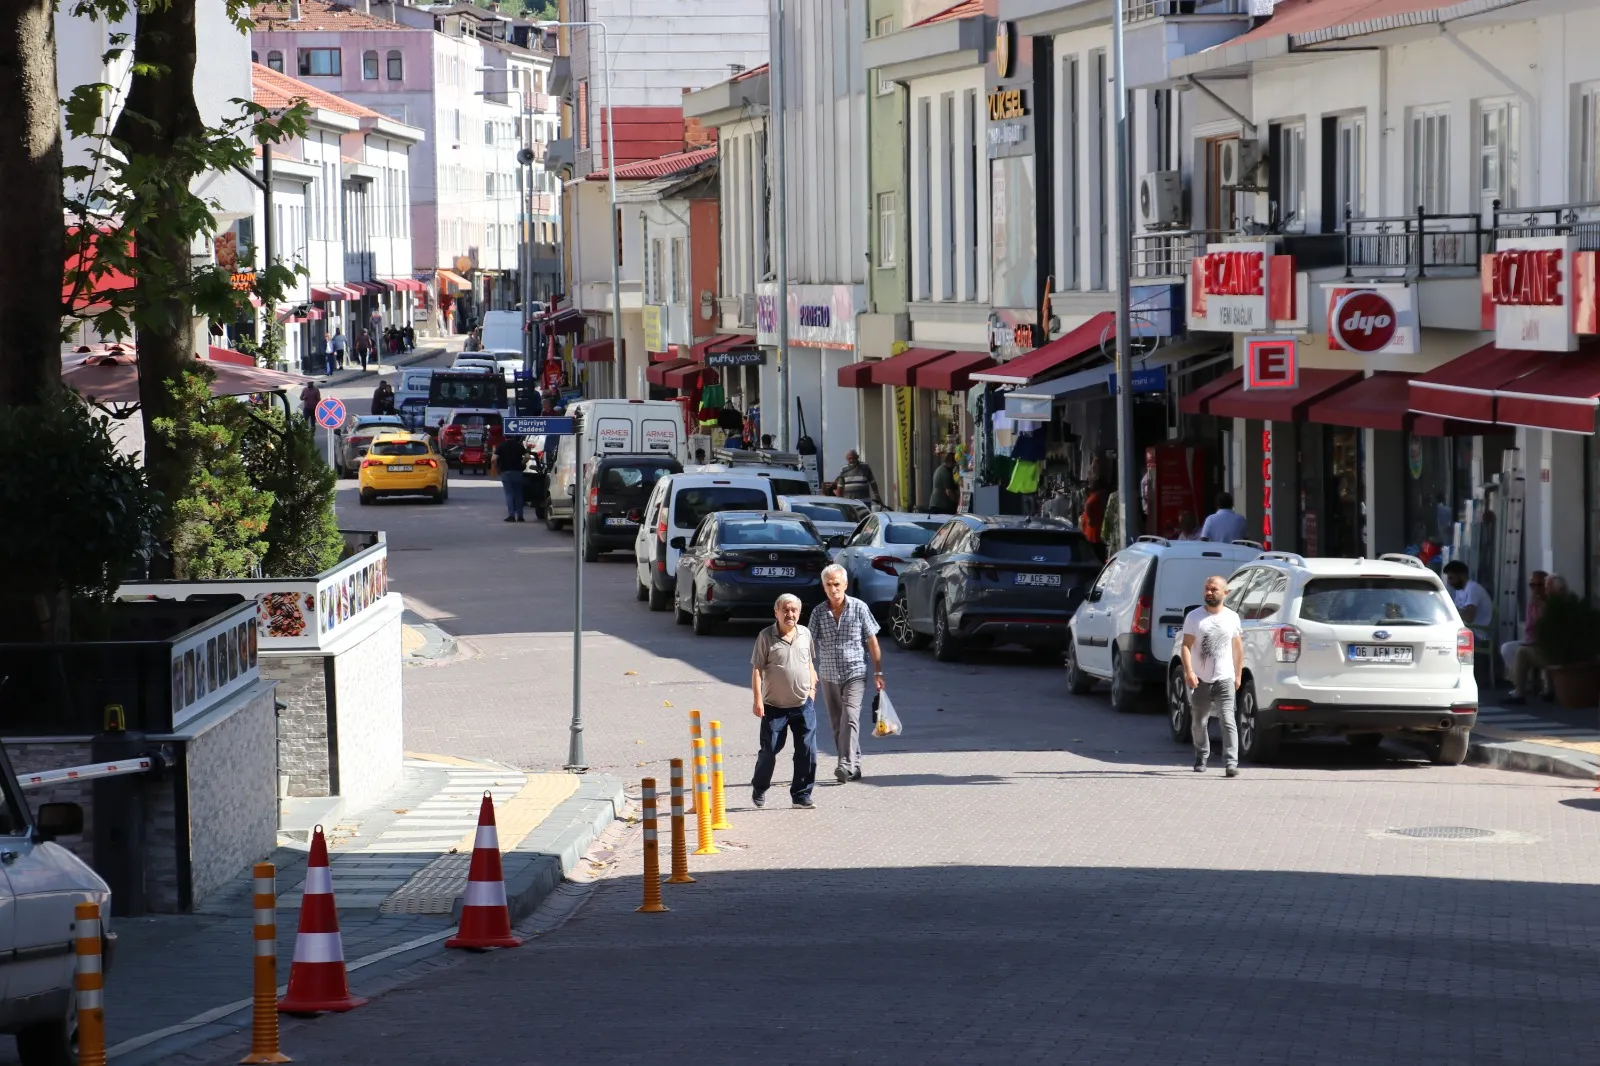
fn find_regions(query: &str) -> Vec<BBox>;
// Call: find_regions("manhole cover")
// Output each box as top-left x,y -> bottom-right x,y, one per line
1387,826 -> 1495,840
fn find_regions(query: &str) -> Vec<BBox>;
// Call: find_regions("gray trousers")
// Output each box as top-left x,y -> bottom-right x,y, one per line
819,677 -> 867,772
1190,680 -> 1238,768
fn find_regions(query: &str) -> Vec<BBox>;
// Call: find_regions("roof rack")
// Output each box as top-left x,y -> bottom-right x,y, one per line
712,447 -> 803,469
1257,550 -> 1307,566
1378,552 -> 1428,570
1136,535 -> 1171,546
1230,539 -> 1264,550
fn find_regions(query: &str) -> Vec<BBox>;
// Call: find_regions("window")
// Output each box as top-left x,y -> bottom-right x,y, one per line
917,98 -> 932,299
876,191 -> 897,268
1060,54 -> 1079,289
1092,50 -> 1107,288
671,237 -> 687,303
577,80 -> 589,148
941,93 -> 956,300
387,50 -> 404,81
651,239 -> 666,303
965,88 -> 979,300
1411,107 -> 1450,214
251,50 -> 258,63
362,50 -> 378,79
485,120 -> 495,145
1298,578 -> 1456,626
267,50 -> 284,73
874,16 -> 896,95
298,48 -> 341,77
1335,114 -> 1366,225
1272,121 -> 1306,231
1473,100 -> 1519,212
1151,88 -> 1175,173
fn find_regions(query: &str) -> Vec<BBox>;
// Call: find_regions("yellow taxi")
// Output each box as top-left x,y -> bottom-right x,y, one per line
357,431 -> 449,505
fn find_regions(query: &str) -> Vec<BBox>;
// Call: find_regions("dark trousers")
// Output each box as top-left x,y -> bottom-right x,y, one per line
751,699 -> 817,800
499,473 -> 525,519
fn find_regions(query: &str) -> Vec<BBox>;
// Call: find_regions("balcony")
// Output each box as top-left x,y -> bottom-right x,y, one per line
1130,229 -> 1235,280
524,91 -> 555,114
1343,209 -> 1486,278
1123,0 -> 1249,21
1492,200 -> 1600,251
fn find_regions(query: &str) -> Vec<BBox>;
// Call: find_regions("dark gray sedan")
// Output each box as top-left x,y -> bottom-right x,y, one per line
673,511 -> 830,635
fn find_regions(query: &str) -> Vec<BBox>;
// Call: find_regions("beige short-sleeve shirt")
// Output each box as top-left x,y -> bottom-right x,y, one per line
751,624 -> 814,709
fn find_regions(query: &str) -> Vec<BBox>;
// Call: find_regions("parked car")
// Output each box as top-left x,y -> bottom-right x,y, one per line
546,399 -> 686,531
1165,552 -> 1479,764
392,367 -> 436,430
358,431 -> 449,504
890,515 -> 1099,661
581,453 -> 684,561
774,495 -> 871,552
634,472 -> 780,611
673,510 -> 830,634
333,413 -> 407,477
1065,535 -> 1265,713
831,511 -> 949,616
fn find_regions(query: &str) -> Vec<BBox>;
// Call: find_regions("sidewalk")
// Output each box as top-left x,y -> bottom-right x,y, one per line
92,755 -> 621,1066
1464,697 -> 1600,781
307,334 -> 463,386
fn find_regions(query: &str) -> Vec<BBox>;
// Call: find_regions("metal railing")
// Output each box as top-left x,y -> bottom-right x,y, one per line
1492,199 -> 1600,251
1343,207 -> 1486,278
1123,0 -> 1249,21
1131,229 -> 1236,279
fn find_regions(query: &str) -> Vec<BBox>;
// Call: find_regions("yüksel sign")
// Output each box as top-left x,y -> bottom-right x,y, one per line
755,283 -> 865,349
1323,282 -> 1417,355
1482,235 -> 1582,352
1190,242 -> 1299,333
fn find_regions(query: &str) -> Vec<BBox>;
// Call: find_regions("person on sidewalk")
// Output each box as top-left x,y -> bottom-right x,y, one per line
810,564 -> 884,784
1444,560 -> 1493,645
1199,492 -> 1246,544
493,433 -> 526,522
329,327 -> 347,370
1507,573 -> 1569,704
1500,570 -> 1548,682
750,594 -> 819,810
832,450 -> 881,503
927,453 -> 959,514
299,380 -> 321,422
355,329 -> 373,371
1182,574 -> 1244,777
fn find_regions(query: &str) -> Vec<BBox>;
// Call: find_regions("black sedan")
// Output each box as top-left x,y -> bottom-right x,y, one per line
673,511 -> 830,635
890,515 -> 1099,661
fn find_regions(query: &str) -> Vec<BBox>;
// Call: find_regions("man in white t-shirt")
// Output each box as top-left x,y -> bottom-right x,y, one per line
1181,574 -> 1245,777
1444,560 -> 1493,644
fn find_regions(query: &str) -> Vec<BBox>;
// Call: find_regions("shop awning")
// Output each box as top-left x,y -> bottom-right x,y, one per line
691,333 -> 757,360
62,346 -> 311,405
916,351 -> 996,392
970,311 -> 1115,386
437,268 -> 472,292
1493,355 -> 1600,434
310,286 -> 347,302
575,338 -> 616,363
646,358 -> 692,385
206,345 -> 255,367
63,227 -> 136,314
649,348 -> 680,363
385,277 -> 427,293
837,360 -> 876,388
349,280 -> 388,295
1305,371 -> 1488,436
1205,368 -> 1363,422
870,348 -> 951,386
662,362 -> 719,389
1408,343 -> 1551,424
332,283 -> 364,299
539,307 -> 586,336
1177,367 -> 1243,416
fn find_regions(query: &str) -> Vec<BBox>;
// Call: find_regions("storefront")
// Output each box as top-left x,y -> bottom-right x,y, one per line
755,282 -> 867,486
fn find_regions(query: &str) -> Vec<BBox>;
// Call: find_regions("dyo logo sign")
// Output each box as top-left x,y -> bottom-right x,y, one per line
1330,290 -> 1398,353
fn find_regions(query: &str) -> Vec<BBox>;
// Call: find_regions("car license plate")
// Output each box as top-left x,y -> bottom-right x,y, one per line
751,566 -> 796,578
1347,644 -> 1414,664
387,465 -> 413,473
605,517 -> 632,527
1014,573 -> 1061,587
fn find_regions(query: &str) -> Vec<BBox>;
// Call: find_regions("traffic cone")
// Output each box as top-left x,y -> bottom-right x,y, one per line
446,792 -> 522,950
278,827 -> 366,1014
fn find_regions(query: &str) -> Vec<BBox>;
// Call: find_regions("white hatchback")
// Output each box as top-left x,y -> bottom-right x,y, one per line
1166,552 -> 1479,764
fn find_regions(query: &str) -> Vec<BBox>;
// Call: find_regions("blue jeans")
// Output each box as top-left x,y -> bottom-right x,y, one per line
499,472 -> 524,519
751,699 -> 817,800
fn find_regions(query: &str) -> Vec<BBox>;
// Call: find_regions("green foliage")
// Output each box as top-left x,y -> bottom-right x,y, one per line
1533,593 -> 1600,666
237,406 -> 344,577
0,392 -> 161,607
150,368 -> 273,579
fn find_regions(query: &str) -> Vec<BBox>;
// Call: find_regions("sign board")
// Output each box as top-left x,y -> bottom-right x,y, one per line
1004,394 -> 1053,421
314,397 -> 347,430
1323,283 -> 1416,354
642,421 -> 679,453
1260,427 -> 1274,551
505,416 -> 573,436
1485,235 -> 1579,352
706,348 -> 766,368
1107,366 -> 1169,395
595,419 -> 633,452
754,284 -> 864,349
642,305 -> 667,353
1197,242 -> 1274,331
1243,335 -> 1299,391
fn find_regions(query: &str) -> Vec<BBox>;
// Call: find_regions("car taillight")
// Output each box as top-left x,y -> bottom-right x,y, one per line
587,487 -> 598,514
1273,624 -> 1301,663
627,509 -> 643,523
657,515 -> 668,542
961,564 -> 999,581
361,457 -> 382,469
869,556 -> 899,576
352,436 -> 371,447
1457,627 -> 1474,664
1132,595 -> 1152,635
416,458 -> 438,468
707,558 -> 746,571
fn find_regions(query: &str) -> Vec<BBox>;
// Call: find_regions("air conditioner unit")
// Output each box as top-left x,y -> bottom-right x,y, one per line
1138,171 -> 1184,229
1217,138 -> 1261,188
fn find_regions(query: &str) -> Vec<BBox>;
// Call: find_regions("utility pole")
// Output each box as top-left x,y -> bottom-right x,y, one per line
771,0 -> 790,450
1110,0 -> 1140,544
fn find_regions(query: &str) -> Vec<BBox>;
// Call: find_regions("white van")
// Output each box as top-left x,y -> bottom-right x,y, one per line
393,367 -> 436,429
633,471 -> 779,610
1066,535 -> 1264,712
480,310 -> 524,352
544,399 -> 686,530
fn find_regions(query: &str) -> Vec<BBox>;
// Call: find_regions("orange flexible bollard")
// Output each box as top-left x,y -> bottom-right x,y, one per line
667,758 -> 695,884
687,710 -> 703,813
241,864 -> 292,1063
692,738 -> 720,855
75,902 -> 107,1066
637,779 -> 669,912
709,720 -> 732,831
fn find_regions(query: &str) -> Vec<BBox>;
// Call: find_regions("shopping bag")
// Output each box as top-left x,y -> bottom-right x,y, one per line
871,689 -> 903,738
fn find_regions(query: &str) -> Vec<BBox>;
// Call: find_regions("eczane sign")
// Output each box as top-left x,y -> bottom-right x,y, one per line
1189,241 -> 1300,332
1484,236 -> 1578,352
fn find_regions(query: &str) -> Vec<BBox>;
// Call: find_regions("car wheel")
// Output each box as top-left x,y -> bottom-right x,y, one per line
1109,650 -> 1138,714
1347,732 -> 1384,751
636,577 -> 649,602
1434,725 -> 1471,765
890,593 -> 928,651
545,508 -> 563,532
358,490 -> 373,506
1237,680 -> 1279,763
1167,661 -> 1192,743
647,581 -> 670,612
674,590 -> 692,625
15,996 -> 74,1066
932,600 -> 961,662
691,597 -> 717,636
583,538 -> 599,563
1064,640 -> 1094,695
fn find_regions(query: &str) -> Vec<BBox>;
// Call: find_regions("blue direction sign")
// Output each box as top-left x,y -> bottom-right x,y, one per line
1106,366 -> 1168,396
314,397 -> 347,430
505,416 -> 574,437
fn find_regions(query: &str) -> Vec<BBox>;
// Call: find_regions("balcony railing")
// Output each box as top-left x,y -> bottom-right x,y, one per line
1123,0 -> 1249,22
1343,208 -> 1486,278
1131,229 -> 1236,279
1492,200 -> 1600,251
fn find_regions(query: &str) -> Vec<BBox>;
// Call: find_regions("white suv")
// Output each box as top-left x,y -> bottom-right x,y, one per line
1165,552 -> 1479,764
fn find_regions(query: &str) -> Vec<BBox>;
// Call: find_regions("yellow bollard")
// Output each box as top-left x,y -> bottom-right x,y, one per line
241,863 -> 292,1063
709,720 -> 732,831
667,758 -> 695,884
75,902 -> 107,1066
637,779 -> 669,912
692,738 -> 720,855
687,710 -> 703,813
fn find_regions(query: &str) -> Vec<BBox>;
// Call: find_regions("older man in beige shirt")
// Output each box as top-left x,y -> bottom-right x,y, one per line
750,594 -> 819,809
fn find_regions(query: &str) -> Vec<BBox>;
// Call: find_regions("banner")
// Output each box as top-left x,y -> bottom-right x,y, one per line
642,305 -> 665,353
894,386 -> 914,510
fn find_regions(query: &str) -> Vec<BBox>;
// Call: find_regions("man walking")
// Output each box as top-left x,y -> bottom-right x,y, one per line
493,432 -> 526,522
329,327 -> 347,370
298,380 -> 321,423
928,453 -> 959,514
1198,492 -> 1246,543
832,449 -> 881,503
811,564 -> 884,784
1181,574 -> 1244,777
750,594 -> 818,809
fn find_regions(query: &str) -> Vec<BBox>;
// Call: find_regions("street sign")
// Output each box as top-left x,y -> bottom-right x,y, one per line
1107,366 -> 1168,395
315,397 -> 347,430
505,416 -> 574,437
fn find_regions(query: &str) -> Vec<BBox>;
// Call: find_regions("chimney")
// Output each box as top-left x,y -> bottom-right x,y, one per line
288,0 -> 301,19
683,115 -> 715,150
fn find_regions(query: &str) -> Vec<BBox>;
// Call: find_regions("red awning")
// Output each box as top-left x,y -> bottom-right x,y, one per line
646,358 -> 691,385
1408,342 -> 1551,424
311,286 -> 347,302
385,278 -> 426,293
870,348 -> 951,386
971,311 -> 1115,386
662,362 -> 718,389
1304,371 -> 1486,436
1206,368 -> 1363,422
62,346 -> 310,405
1177,366 -> 1243,416
837,360 -> 877,388
1494,355 -> 1600,434
205,345 -> 255,367
62,228 -> 136,314
916,351 -> 996,392
649,348 -> 680,364
712,333 -> 756,352
575,339 -> 616,363
540,308 -> 586,336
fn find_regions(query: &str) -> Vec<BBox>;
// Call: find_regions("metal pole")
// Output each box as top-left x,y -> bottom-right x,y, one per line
772,0 -> 790,450
1110,0 -> 1140,544
523,105 -> 537,381
567,417 -> 586,771
262,145 -> 278,370
603,25 -> 622,403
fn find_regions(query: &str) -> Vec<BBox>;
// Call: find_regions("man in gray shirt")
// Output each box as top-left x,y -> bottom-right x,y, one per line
750,594 -> 819,809
928,453 -> 959,514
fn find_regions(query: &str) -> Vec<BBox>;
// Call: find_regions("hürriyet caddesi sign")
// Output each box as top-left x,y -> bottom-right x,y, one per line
1480,235 -> 1589,352
1189,242 -> 1300,333
1324,283 -> 1416,355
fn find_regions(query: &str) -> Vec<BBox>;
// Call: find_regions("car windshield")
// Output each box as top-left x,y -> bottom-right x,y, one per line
673,487 -> 770,528
428,375 -> 503,408
600,464 -> 677,493
1298,578 -> 1456,625
370,440 -> 429,457
885,521 -> 942,545
719,519 -> 820,547
770,477 -> 811,496
978,529 -> 1097,563
354,416 -> 404,431
786,501 -> 867,524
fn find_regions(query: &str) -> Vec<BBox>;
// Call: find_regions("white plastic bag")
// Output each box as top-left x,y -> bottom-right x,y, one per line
872,689 -> 903,737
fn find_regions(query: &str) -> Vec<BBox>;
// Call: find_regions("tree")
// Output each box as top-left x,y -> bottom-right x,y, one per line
238,406 -> 344,578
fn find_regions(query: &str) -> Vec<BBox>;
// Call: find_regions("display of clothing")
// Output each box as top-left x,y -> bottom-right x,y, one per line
1007,459 -> 1042,495
1011,427 -> 1048,462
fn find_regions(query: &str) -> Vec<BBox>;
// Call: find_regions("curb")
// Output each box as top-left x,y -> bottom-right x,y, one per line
1463,736 -> 1597,781
402,612 -> 458,663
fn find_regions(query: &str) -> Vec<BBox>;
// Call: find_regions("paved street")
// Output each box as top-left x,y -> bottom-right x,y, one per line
158,444 -> 1600,1065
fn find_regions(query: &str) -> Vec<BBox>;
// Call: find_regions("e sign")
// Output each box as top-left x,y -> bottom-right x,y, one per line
1244,335 -> 1298,391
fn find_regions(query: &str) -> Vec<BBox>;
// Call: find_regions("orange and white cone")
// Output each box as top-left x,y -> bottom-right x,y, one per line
446,792 -> 522,950
278,826 -> 366,1014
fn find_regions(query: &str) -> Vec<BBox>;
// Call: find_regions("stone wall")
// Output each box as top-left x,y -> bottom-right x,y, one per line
6,741 -> 94,865
262,654 -> 330,797
329,596 -> 404,809
182,680 -> 279,908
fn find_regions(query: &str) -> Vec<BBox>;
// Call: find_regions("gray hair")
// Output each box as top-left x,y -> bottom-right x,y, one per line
821,563 -> 848,585
774,593 -> 802,611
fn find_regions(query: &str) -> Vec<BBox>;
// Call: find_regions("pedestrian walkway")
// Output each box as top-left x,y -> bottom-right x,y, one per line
1467,697 -> 1600,780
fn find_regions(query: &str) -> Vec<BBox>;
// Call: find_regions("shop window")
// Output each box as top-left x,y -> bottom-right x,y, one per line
387,50 -> 404,81
1411,107 -> 1450,214
298,48 -> 342,77
363,50 -> 378,80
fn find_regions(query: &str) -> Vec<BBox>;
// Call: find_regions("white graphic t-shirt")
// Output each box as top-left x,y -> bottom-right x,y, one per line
1183,605 -> 1242,684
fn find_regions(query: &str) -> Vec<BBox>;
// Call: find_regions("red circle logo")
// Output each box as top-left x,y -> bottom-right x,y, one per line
1331,290 -> 1398,352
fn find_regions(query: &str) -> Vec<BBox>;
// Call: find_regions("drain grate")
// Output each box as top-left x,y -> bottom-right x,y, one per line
1387,826 -> 1495,840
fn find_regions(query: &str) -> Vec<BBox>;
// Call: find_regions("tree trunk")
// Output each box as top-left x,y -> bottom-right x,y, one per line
114,0 -> 206,517
0,0 -> 64,407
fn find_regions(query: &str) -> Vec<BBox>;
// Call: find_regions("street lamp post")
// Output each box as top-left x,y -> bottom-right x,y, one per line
1111,0 -> 1140,544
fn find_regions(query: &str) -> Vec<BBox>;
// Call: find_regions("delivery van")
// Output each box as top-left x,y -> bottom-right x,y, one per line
544,399 -> 686,530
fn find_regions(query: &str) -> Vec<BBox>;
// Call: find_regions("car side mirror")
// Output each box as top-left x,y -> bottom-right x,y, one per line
825,535 -> 846,549
1086,588 -> 1103,603
35,802 -> 83,842
910,545 -> 928,558
670,536 -> 687,550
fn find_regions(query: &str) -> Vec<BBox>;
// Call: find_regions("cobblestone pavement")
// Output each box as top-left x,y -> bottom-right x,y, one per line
160,488 -> 1600,1065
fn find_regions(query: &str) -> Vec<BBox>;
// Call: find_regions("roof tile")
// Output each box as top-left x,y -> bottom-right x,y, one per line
252,62 -> 383,121
251,0 -> 407,31
586,145 -> 717,182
